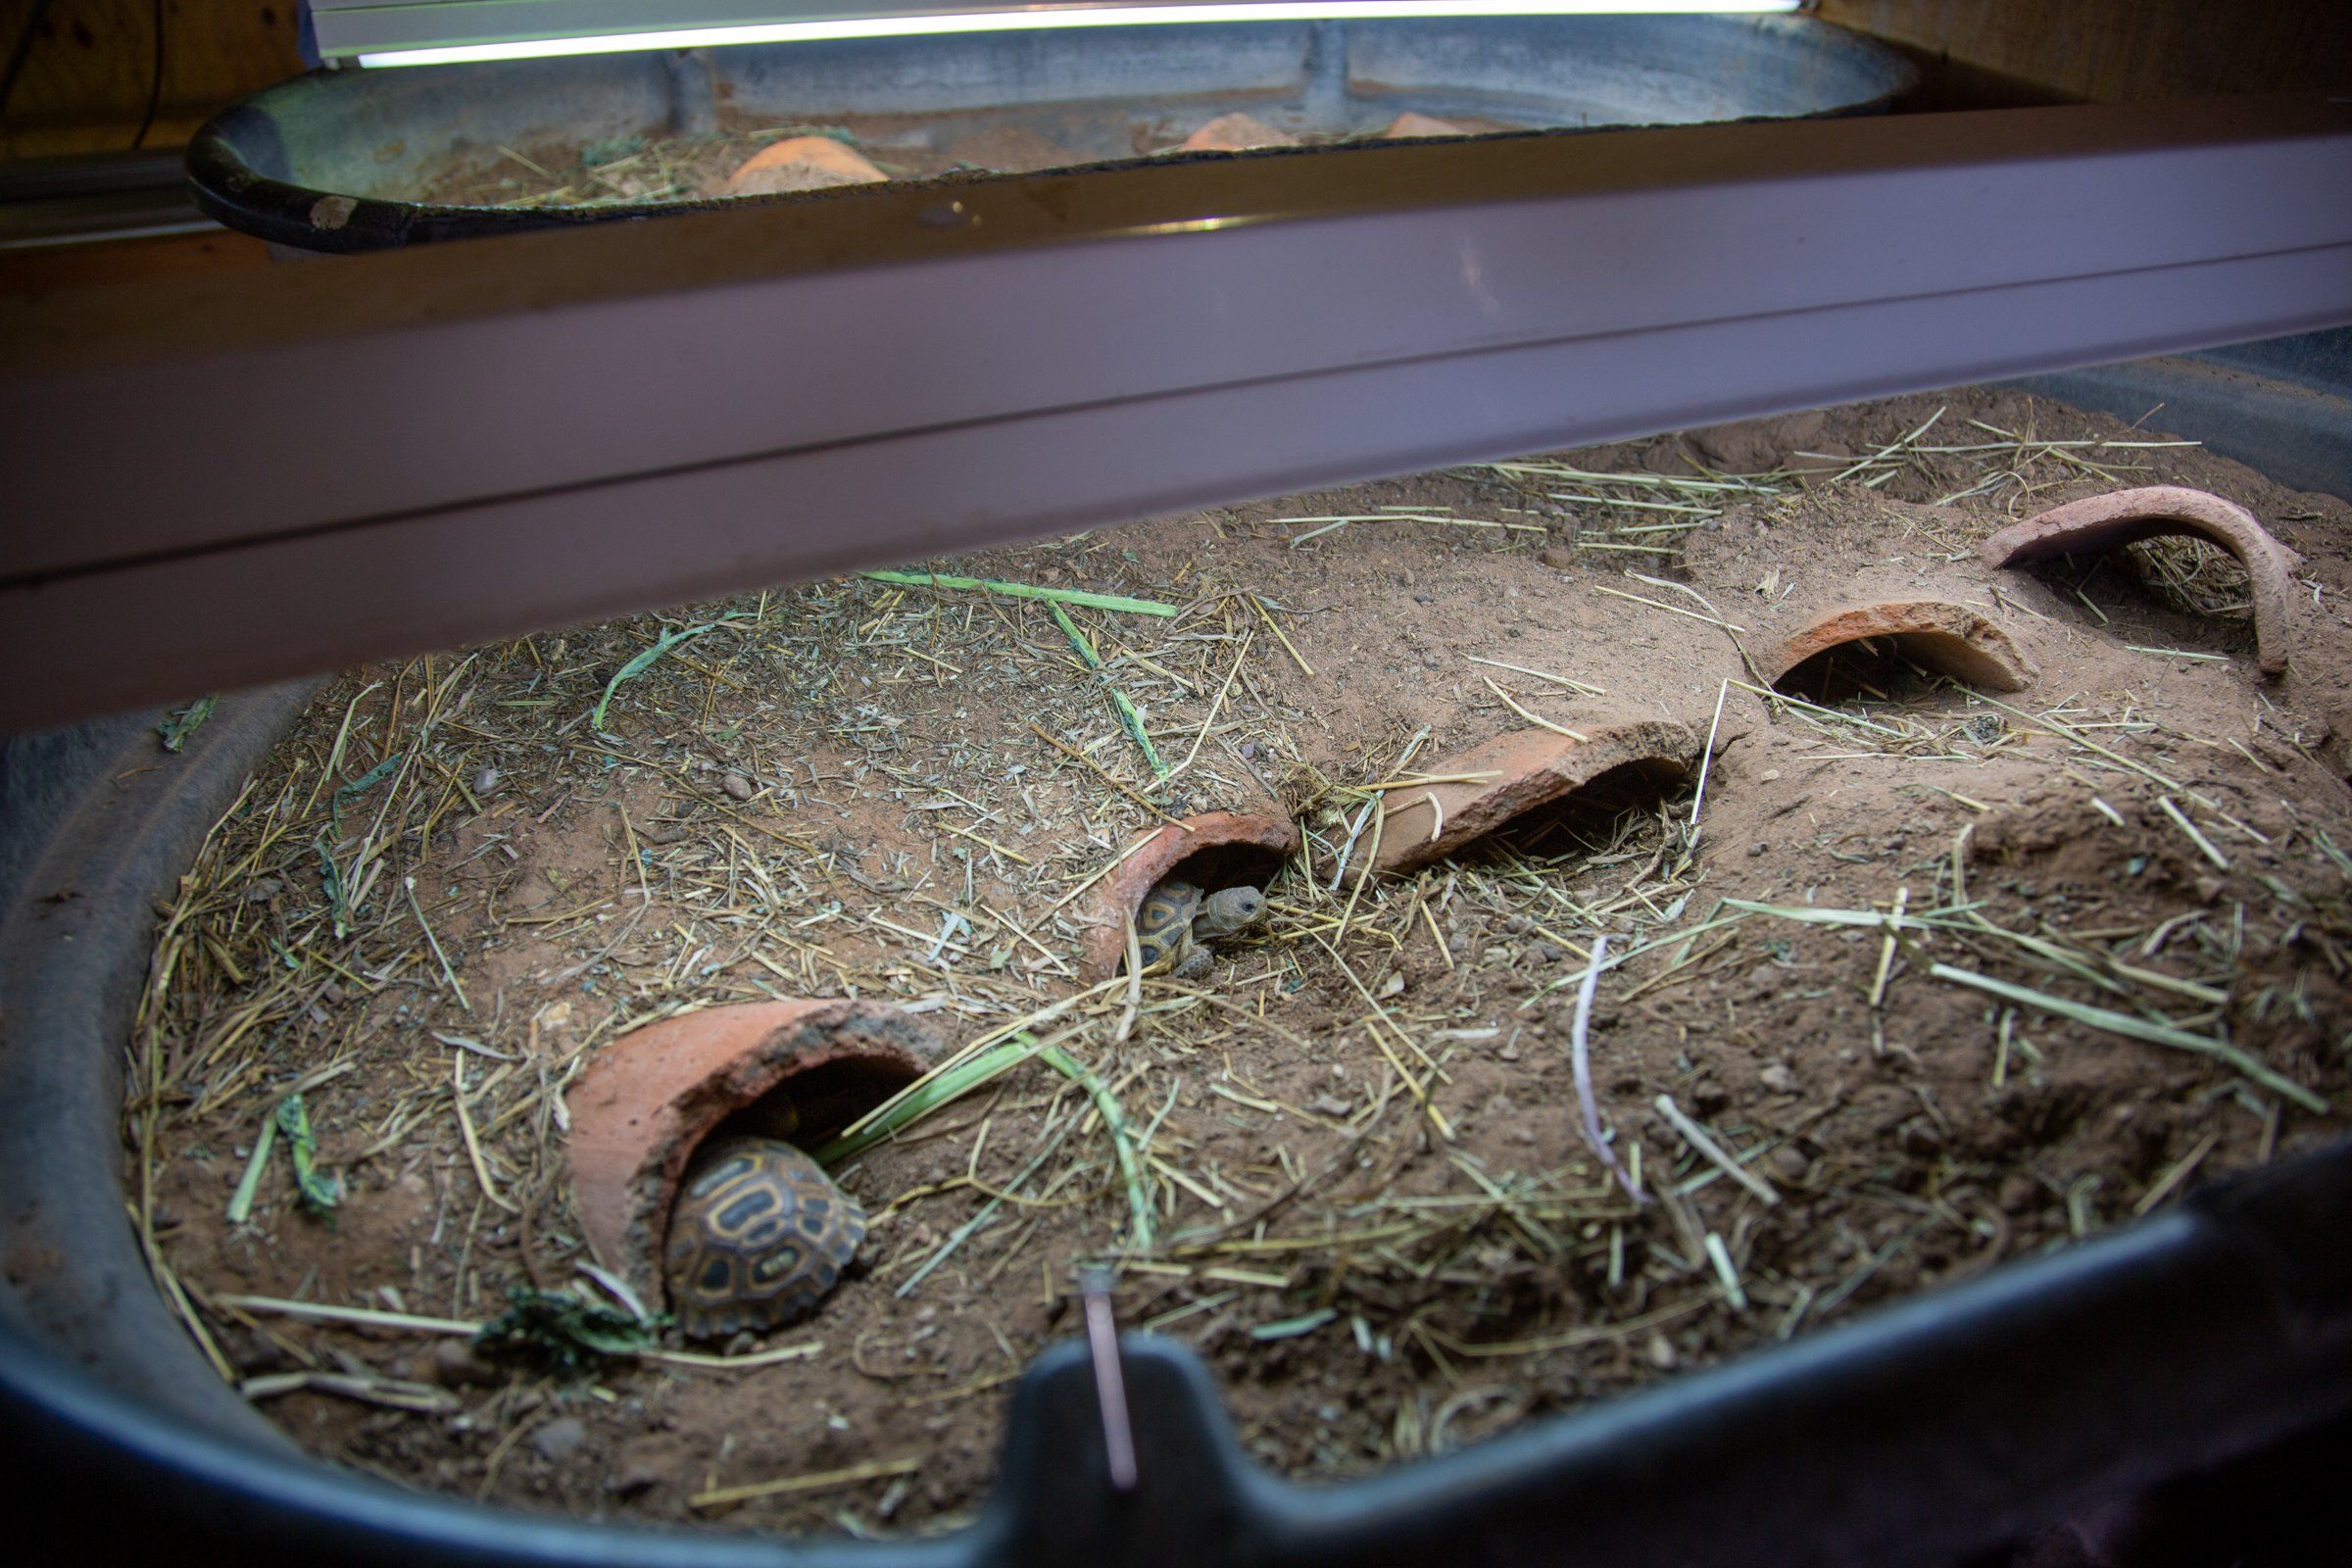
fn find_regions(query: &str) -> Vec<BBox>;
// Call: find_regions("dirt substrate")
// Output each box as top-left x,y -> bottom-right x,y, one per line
130,385 -> 2352,1535
423,102 -> 1513,209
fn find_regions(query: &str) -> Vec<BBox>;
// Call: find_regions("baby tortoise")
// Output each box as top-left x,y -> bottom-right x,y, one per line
662,1136 -> 863,1340
1132,878 -> 1268,978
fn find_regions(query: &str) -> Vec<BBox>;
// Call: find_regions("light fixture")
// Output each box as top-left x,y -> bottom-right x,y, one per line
308,0 -> 1800,71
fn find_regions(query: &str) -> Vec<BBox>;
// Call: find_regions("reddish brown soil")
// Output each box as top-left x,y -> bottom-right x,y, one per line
418,103 -> 1520,209
135,384 -> 2351,1537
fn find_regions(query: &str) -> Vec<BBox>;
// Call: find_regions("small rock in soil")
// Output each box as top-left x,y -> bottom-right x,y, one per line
1900,1121 -> 1945,1156
429,1339 -> 502,1389
1769,409 -> 1829,450
532,1417 -> 588,1462
1642,438 -> 1701,476
608,1436 -> 677,1496
1789,444 -> 1854,486
721,771 -> 756,801
226,1328 -> 292,1375
1690,420 -> 1779,473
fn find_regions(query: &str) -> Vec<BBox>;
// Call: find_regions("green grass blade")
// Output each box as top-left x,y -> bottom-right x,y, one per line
1929,963 -> 2327,1113
862,568 -> 1178,617
157,696 -> 216,753
1040,1042 -> 1154,1252
1250,1308 -> 1338,1341
592,615 -> 742,730
1051,603 -> 1168,779
813,1039 -> 1042,1165
224,1110 -> 279,1225
274,1092 -> 343,1212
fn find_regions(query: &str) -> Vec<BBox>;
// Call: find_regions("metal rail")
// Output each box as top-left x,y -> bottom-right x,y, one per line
304,0 -> 1804,69
3,95 -> 2350,729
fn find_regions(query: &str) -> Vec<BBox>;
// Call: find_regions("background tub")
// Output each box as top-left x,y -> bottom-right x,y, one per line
185,15 -> 1913,251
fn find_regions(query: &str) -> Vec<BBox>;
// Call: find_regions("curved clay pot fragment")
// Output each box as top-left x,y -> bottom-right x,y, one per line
1978,485 -> 2303,675
1178,113 -> 1298,153
1354,714 -> 1699,883
722,135 -> 887,195
1769,599 -> 2038,695
1079,809 -> 1298,981
566,998 -> 942,1301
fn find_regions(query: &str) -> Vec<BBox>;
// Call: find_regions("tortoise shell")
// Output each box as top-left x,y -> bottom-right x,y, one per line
1133,878 -> 1204,970
662,1136 -> 863,1340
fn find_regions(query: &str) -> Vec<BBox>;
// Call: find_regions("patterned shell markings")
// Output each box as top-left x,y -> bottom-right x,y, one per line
1132,878 -> 1205,971
662,1137 -> 865,1340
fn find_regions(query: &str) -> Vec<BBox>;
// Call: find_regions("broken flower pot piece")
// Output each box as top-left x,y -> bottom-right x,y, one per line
1978,485 -> 2303,675
1382,112 -> 1469,139
1768,598 -> 2038,698
1177,113 -> 1298,154
1680,495 -> 2038,701
723,135 -> 888,196
1351,715 -> 1699,883
1080,809 -> 1298,982
566,998 -> 941,1322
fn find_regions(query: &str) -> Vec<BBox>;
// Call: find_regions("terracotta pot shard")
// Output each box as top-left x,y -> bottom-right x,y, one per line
723,135 -> 888,196
1177,113 -> 1298,154
1351,715 -> 1699,883
1978,485 -> 2303,675
566,998 -> 941,1301
1383,112 -> 1469,139
1079,809 -> 1299,981
1769,599 -> 2038,694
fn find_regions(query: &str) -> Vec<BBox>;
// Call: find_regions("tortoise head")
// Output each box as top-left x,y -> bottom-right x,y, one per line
1196,885 -> 1267,938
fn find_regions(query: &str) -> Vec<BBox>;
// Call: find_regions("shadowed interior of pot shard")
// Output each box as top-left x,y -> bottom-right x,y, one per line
710,1053 -> 926,1151
2013,537 -> 2260,661
1773,630 -> 2018,706
1451,758 -> 1693,864
1155,841 -> 1292,901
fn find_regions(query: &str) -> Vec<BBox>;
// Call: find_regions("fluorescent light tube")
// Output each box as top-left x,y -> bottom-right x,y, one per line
355,2 -> 1803,70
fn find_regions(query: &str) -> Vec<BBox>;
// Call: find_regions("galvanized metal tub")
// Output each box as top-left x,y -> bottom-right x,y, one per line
186,15 -> 1913,251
